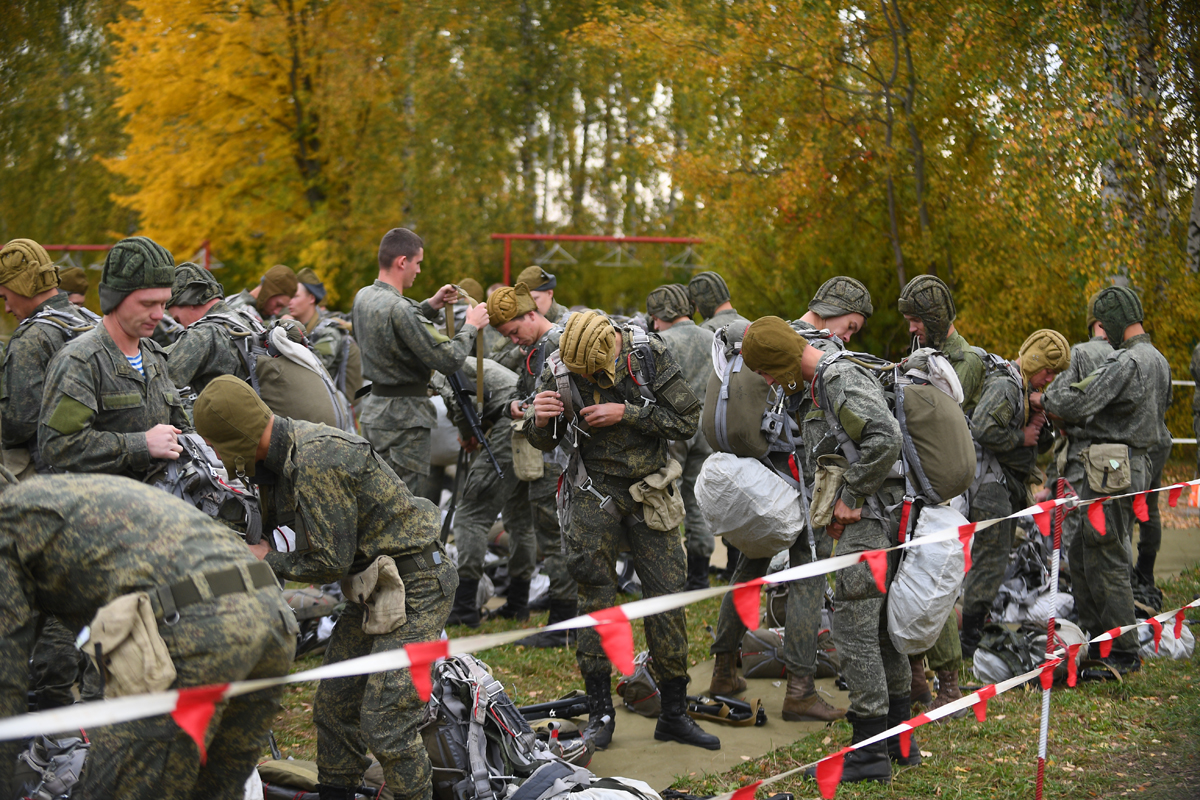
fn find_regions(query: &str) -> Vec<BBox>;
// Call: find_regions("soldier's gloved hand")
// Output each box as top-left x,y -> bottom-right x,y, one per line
465,301 -> 490,330
533,391 -> 564,427
146,424 -> 184,460
579,403 -> 625,428
826,498 -> 861,540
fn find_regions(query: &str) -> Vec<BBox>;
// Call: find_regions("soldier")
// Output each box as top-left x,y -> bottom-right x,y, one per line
226,263 -> 298,324
688,271 -> 750,334
353,227 -> 488,499
525,310 -> 719,751
706,278 -> 871,725
38,236 -> 191,480
166,262 -> 254,395
960,330 -> 1067,656
0,474 -> 295,800
289,267 -> 364,399
58,265 -> 90,307
646,284 -> 716,589
741,315 -> 908,785
487,283 -> 579,647
1034,286 -> 1171,676
517,265 -> 570,323
451,276 -> 503,354
193,375 -> 457,800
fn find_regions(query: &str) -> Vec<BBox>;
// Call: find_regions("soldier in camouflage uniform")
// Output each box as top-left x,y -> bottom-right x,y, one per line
0,474 -> 295,800
1036,287 -> 1171,676
39,237 -> 191,481
688,271 -> 750,334
525,310 -> 719,751
289,268 -> 364,400
225,263 -> 298,324
519,265 -> 571,324
165,261 -> 256,398
708,278 -> 872,725
352,228 -> 488,499
961,330 -> 1067,657
742,315 -> 909,785
0,239 -> 102,711
194,375 -> 456,800
488,283 -> 579,647
58,265 -> 90,307
647,284 -> 716,589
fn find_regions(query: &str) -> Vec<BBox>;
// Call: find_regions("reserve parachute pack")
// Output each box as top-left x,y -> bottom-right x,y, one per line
11,735 -> 89,800
702,321 -> 774,459
152,433 -> 263,543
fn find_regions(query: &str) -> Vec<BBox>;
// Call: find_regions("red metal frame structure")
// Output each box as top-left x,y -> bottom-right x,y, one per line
491,233 -> 704,285
42,240 -> 214,270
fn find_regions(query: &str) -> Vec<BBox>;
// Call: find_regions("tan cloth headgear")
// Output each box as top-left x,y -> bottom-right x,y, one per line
741,316 -> 807,396
517,266 -> 556,291
193,375 -> 273,478
457,278 -> 484,305
1018,329 -> 1070,386
258,264 -> 298,316
0,239 -> 59,298
58,266 -> 89,296
488,282 -> 538,327
559,310 -> 618,386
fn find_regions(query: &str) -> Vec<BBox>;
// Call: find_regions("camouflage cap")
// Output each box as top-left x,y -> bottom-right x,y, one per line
646,284 -> 692,322
517,266 -> 556,291
168,262 -> 224,308
809,276 -> 873,320
58,266 -> 88,296
688,271 -> 730,319
1019,329 -> 1071,384
99,236 -> 175,314
296,267 -> 326,302
0,239 -> 59,298
897,274 -> 955,349
193,375 -> 273,478
488,282 -> 538,327
741,316 -> 807,396
560,310 -> 617,386
456,277 -> 484,305
1091,286 -> 1143,341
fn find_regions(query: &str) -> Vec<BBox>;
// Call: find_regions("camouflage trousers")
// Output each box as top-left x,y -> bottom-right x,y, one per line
361,422 -> 432,498
922,610 -> 963,673
1137,440 -> 1170,562
565,475 -> 689,682
830,514 -> 909,718
1060,454 -> 1089,552
1069,452 -> 1149,655
710,530 -> 828,678
79,588 -> 296,800
504,474 -> 576,602
30,614 -> 102,710
669,431 -> 714,560
453,423 -> 536,582
316,559 -> 456,800
962,479 -> 1018,620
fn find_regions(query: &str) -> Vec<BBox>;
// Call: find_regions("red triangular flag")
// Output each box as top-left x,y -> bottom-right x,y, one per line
591,606 -> 635,675
860,550 -> 888,593
1176,609 -> 1187,640
1098,628 -> 1122,658
732,578 -> 768,631
1067,644 -> 1082,687
815,748 -> 851,799
1033,501 -> 1056,537
973,684 -> 997,722
1039,660 -> 1056,690
171,684 -> 229,764
958,523 -> 976,574
405,639 -> 450,702
1087,500 -> 1107,536
1132,493 -> 1149,523
731,779 -> 762,800
1168,485 -> 1184,508
1148,617 -> 1163,653
899,712 -> 932,757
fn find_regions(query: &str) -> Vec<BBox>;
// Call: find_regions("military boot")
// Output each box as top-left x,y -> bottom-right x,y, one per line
317,784 -> 358,800
782,673 -> 846,722
494,578 -> 530,621
445,578 -> 481,628
909,657 -> 932,707
886,695 -> 921,766
1135,550 -> 1157,586
805,712 -> 891,785
707,652 -> 747,696
959,612 -> 986,659
516,599 -> 578,648
654,677 -> 721,750
685,552 -> 711,591
928,669 -> 968,720
582,673 -> 616,750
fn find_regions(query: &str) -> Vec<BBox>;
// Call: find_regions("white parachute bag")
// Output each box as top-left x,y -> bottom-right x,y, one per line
888,502 -> 971,654
695,453 -> 803,559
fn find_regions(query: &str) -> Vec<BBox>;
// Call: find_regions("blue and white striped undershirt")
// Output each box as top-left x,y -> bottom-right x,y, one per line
125,351 -> 144,376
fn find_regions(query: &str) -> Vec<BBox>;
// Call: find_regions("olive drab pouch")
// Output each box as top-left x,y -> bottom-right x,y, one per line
616,652 -> 661,717
511,419 -> 545,482
341,555 -> 407,635
740,628 -> 788,679
84,592 -> 176,697
809,454 -> 849,530
628,458 -> 685,531
1081,443 -> 1132,493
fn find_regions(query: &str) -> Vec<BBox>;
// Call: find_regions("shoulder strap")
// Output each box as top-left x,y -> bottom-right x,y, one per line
546,352 -> 576,424
812,351 -> 861,464
26,306 -> 96,339
625,326 -> 657,406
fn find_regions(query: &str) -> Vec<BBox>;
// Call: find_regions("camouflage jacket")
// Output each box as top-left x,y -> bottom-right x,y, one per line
1056,336 -> 1114,448
0,293 -> 96,454
546,299 -> 571,325
39,323 -> 191,480
225,289 -> 264,323
261,418 -> 441,584
432,357 -> 519,440
658,319 -> 715,406
971,359 -> 1047,479
304,312 -> 364,398
513,324 -> 564,404
0,474 -> 261,720
1043,333 -> 1171,451
352,280 -> 477,430
699,307 -> 750,334
165,300 -> 255,396
524,327 -> 700,480
941,331 -> 986,416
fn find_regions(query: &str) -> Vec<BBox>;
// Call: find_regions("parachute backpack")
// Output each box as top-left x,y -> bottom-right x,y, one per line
152,433 -> 264,543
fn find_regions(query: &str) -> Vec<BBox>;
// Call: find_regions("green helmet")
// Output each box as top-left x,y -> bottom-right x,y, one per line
809,276 -> 873,320
99,236 -> 175,314
688,271 -> 730,319
897,274 -> 955,349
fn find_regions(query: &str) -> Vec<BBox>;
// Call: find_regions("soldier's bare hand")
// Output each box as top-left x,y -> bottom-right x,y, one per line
247,541 -> 270,560
510,400 -> 526,420
465,301 -> 489,330
533,391 -> 563,427
459,436 -> 480,453
1022,419 -> 1044,447
579,403 -> 626,428
1028,392 -> 1044,411
828,498 -> 861,540
147,424 -> 184,460
429,284 -> 458,310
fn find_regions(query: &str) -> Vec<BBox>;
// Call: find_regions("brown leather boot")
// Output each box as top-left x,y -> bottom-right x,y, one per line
910,657 -> 932,707
707,652 -> 747,696
782,673 -> 846,722
928,669 -> 969,720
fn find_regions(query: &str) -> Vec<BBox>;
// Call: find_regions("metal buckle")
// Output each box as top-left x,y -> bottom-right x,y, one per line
164,611 -> 180,626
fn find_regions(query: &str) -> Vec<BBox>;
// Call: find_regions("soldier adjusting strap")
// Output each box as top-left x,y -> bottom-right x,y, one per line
154,561 -> 277,621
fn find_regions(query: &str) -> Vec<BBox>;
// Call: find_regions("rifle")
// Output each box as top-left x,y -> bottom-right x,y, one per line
446,369 -> 503,478
440,447 -> 469,544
